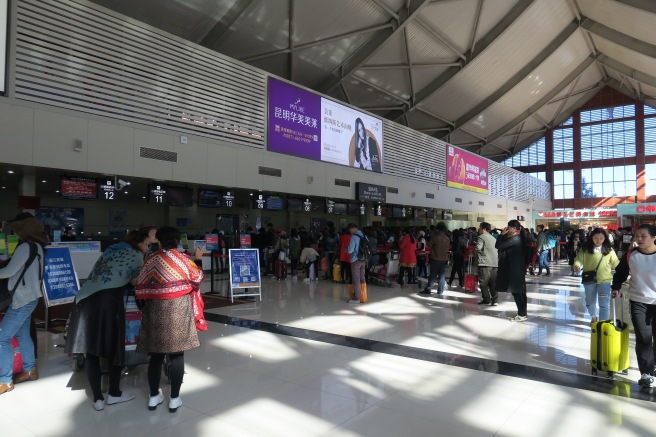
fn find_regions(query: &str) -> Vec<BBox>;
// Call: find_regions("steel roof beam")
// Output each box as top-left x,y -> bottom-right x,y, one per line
390,0 -> 535,122
615,0 -> 656,15
199,0 -> 256,49
443,20 -> 579,138
596,54 -> 656,89
316,0 -> 433,94
504,81 -> 605,161
476,56 -> 595,154
581,17 -> 656,58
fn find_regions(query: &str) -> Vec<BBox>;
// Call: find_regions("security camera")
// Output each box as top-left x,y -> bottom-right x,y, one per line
116,178 -> 131,190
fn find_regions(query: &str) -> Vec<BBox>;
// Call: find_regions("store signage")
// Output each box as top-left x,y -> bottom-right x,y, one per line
356,182 -> 386,202
536,209 -> 617,218
617,203 -> 656,215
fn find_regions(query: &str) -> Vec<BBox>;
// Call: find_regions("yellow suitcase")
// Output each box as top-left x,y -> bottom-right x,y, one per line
590,297 -> 629,378
333,263 -> 342,282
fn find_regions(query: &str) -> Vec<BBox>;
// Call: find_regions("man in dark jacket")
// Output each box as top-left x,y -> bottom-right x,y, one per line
495,220 -> 528,321
419,222 -> 450,296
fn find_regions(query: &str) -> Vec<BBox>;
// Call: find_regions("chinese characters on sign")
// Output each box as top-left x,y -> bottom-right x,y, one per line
536,209 -> 618,218
446,146 -> 489,194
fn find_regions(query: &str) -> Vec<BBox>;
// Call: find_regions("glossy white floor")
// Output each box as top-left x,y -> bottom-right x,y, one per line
2,262 -> 656,437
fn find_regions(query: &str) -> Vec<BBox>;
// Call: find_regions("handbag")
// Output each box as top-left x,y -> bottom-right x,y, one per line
581,254 -> 604,285
190,289 -> 208,331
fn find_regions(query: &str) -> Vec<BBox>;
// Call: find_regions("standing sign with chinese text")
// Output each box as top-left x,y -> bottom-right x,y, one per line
267,77 -> 383,173
228,249 -> 261,289
446,146 -> 489,194
42,246 -> 79,307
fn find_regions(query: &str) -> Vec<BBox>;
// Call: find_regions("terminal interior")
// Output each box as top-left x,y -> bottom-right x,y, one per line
3,1 -> 656,436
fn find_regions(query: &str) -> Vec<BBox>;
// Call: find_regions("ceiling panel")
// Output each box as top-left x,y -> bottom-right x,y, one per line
578,0 -> 656,46
293,0 -> 388,45
353,69 -> 412,101
417,0 -> 481,56
418,0 -> 575,122
365,32 -> 409,66
592,35 -> 656,80
458,33 -> 593,138
475,0 -> 519,49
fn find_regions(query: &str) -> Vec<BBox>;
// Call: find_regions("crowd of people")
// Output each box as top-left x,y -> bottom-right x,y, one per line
2,212 -> 656,407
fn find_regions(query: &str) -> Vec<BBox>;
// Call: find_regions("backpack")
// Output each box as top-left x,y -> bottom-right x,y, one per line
546,233 -> 556,249
355,234 -> 372,262
0,242 -> 41,311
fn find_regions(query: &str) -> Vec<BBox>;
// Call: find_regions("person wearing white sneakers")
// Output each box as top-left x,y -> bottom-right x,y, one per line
135,227 -> 204,413
611,224 -> 656,389
65,229 -> 151,410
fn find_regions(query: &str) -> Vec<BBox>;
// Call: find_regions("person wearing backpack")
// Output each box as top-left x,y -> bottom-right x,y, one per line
536,224 -> 552,277
0,212 -> 47,395
346,223 -> 368,304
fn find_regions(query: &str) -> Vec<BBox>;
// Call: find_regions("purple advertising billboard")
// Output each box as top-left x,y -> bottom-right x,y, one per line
267,77 -> 383,172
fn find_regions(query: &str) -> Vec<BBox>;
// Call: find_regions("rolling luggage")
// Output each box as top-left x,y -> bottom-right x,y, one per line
590,297 -> 629,378
464,251 -> 477,293
275,258 -> 287,280
360,283 -> 368,303
333,263 -> 342,282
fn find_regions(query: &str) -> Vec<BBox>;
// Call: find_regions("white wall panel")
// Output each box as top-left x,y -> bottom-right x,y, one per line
88,120 -> 134,176
173,137 -> 208,184
33,110 -> 88,171
0,103 -> 34,165
207,145 -> 238,187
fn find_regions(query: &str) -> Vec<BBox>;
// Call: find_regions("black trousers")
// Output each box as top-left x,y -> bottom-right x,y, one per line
148,352 -> 185,398
512,291 -> 528,317
629,301 -> 656,375
85,354 -> 122,402
449,253 -> 465,286
340,261 -> 352,283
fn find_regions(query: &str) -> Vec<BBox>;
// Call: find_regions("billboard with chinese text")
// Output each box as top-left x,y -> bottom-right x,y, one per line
267,77 -> 383,172
446,145 -> 488,194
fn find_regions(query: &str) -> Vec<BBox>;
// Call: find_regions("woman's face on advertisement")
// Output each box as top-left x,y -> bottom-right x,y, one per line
357,122 -> 365,140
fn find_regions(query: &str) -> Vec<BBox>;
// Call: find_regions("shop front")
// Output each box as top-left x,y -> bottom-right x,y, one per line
533,208 -> 618,230
616,203 -> 656,228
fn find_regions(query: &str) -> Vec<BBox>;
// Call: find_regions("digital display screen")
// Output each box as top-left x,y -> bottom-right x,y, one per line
333,202 -> 347,215
60,176 -> 97,200
427,210 -> 437,219
148,184 -> 167,204
198,188 -> 221,207
166,186 -> 193,207
392,207 -> 405,218
415,209 -> 427,219
287,197 -> 303,212
266,195 -> 284,211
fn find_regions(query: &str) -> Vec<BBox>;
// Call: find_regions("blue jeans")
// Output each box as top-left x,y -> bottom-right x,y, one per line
426,260 -> 447,293
584,282 -> 611,321
538,250 -> 550,274
0,299 -> 38,383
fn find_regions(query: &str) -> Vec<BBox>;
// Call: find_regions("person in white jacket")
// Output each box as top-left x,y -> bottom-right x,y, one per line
612,223 -> 656,389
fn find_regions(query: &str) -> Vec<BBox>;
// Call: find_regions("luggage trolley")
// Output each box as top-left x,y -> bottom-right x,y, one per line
368,249 -> 400,287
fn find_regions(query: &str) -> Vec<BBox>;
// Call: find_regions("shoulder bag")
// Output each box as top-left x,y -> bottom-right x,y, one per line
581,254 -> 604,285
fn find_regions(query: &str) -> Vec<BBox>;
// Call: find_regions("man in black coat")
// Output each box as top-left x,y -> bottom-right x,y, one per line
495,220 -> 528,322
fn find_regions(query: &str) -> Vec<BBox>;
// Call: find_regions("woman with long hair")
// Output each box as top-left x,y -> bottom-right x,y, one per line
574,228 -> 619,323
135,227 -> 205,413
65,230 -> 150,410
612,224 -> 656,388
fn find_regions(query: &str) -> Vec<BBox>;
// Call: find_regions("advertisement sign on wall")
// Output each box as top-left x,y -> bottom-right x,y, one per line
446,146 -> 488,194
267,77 -> 383,172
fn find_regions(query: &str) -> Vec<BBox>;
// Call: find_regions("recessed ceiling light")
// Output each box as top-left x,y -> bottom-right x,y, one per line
123,191 -> 129,194
142,196 -> 146,199
41,180 -> 47,183
7,170 -> 14,174
1,186 -> 5,189
55,190 -> 60,193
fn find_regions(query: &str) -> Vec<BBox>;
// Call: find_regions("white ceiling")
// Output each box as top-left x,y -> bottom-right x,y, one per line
85,0 -> 656,161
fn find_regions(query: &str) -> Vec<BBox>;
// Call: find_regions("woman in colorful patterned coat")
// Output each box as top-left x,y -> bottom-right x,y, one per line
135,226 -> 204,413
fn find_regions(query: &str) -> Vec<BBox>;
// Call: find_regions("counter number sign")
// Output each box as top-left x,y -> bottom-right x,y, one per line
100,179 -> 116,201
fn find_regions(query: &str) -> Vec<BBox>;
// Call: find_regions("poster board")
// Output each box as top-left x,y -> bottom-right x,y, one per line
42,246 -> 80,307
228,249 -> 262,302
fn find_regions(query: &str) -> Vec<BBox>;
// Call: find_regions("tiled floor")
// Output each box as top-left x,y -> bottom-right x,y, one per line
2,262 -> 656,436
